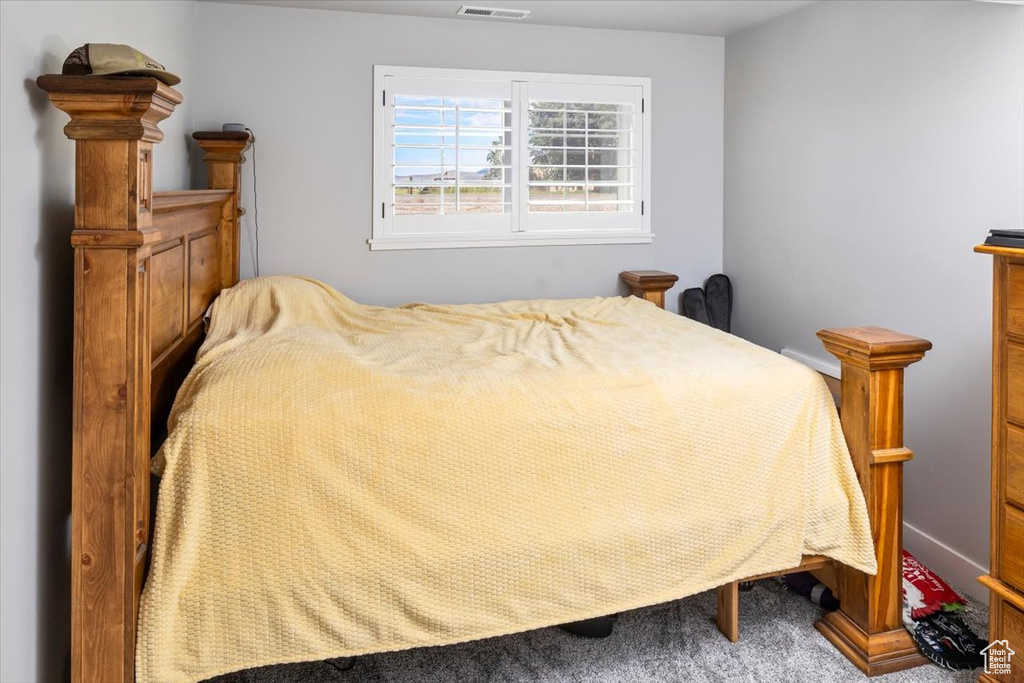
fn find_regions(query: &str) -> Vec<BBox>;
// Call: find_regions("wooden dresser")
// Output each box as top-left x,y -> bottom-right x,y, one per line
977,243 -> 1024,683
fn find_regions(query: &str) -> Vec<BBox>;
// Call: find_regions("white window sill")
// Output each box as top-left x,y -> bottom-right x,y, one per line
368,232 -> 654,251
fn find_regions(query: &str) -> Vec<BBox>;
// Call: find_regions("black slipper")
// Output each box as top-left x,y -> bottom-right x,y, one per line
911,612 -> 985,670
928,612 -> 985,669
681,287 -> 711,326
704,274 -> 732,333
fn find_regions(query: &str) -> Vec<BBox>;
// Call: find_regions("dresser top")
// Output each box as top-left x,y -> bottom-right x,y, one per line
976,244 -> 1024,257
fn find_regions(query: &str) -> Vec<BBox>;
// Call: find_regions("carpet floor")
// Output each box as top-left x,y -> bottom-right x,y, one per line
209,580 -> 988,683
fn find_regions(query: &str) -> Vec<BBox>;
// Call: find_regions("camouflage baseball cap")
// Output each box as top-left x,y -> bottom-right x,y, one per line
61,43 -> 180,86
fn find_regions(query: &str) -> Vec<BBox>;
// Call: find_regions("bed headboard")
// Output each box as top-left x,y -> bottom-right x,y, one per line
35,75 -> 250,682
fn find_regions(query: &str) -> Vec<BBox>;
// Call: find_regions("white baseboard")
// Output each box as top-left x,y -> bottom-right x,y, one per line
903,521 -> 989,604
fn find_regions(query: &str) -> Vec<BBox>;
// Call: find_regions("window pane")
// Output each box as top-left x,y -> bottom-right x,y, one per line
531,135 -> 564,149
565,111 -> 587,130
394,148 -> 442,166
532,110 -> 564,130
457,131 -> 508,144
587,185 -> 633,213
464,148 -> 509,170
529,185 -> 585,202
457,147 -> 488,168
458,98 -> 507,109
394,108 -> 443,126
530,166 -> 563,182
566,150 -> 587,166
528,182 -> 566,212
394,186 -> 443,215
458,187 -> 506,214
459,110 -> 506,128
393,132 -> 456,146
588,166 -> 631,182
533,149 -> 564,166
527,100 -> 636,215
394,166 -> 442,184
392,94 -> 512,216
587,135 -> 621,148
589,149 -> 630,166
395,96 -> 442,107
587,112 -> 620,130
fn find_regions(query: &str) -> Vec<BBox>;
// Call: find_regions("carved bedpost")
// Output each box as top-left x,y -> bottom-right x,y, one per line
36,75 -> 182,683
815,326 -> 932,676
192,131 -> 251,287
619,270 -> 679,309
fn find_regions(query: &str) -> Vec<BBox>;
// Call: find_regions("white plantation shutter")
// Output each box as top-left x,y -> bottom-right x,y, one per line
384,76 -> 514,235
373,67 -> 651,250
521,82 -> 643,233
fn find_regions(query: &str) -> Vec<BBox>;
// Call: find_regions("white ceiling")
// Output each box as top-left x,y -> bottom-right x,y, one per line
200,0 -> 817,37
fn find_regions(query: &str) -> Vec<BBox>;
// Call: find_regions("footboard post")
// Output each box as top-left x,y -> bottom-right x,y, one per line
815,327 -> 932,677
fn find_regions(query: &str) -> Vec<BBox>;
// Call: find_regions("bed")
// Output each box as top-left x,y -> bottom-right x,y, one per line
36,74 -> 933,682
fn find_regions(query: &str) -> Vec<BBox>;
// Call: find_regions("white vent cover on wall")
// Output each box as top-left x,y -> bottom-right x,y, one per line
457,5 -> 531,20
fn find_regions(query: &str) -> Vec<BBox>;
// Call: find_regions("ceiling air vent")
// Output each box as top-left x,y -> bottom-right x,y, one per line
457,5 -> 531,20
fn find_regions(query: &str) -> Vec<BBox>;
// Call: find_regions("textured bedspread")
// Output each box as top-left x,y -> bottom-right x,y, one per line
137,276 -> 875,682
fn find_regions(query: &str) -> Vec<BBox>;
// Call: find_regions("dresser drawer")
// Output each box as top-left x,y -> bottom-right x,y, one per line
998,602 -> 1024,682
1008,263 -> 1024,338
1009,342 -> 1024,426
1010,424 -> 1024,509
1004,504 -> 1024,592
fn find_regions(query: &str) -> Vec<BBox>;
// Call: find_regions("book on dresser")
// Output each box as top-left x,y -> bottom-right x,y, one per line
975,237 -> 1024,683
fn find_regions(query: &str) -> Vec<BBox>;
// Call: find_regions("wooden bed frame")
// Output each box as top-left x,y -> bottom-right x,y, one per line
38,76 -> 933,682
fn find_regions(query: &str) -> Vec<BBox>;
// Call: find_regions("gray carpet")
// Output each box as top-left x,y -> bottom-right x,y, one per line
209,580 -> 988,682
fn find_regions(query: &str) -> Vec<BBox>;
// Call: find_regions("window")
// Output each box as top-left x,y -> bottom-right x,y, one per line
372,66 -> 651,250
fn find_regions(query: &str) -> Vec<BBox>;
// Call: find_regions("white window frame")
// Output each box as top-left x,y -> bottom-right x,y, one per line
371,65 -> 652,251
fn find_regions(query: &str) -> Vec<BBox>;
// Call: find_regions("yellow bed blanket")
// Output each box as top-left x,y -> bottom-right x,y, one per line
138,276 -> 875,682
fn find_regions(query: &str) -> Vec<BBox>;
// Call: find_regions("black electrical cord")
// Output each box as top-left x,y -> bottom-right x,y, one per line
245,127 -> 261,277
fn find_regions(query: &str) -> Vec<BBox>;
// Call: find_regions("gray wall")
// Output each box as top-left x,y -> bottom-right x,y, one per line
725,0 -> 1023,589
0,2 -> 197,680
192,2 -> 725,313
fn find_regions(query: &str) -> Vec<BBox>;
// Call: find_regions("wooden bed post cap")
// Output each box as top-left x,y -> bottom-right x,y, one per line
619,270 -> 679,290
817,326 -> 931,370
192,131 -> 253,163
619,270 -> 679,310
35,75 -> 182,142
